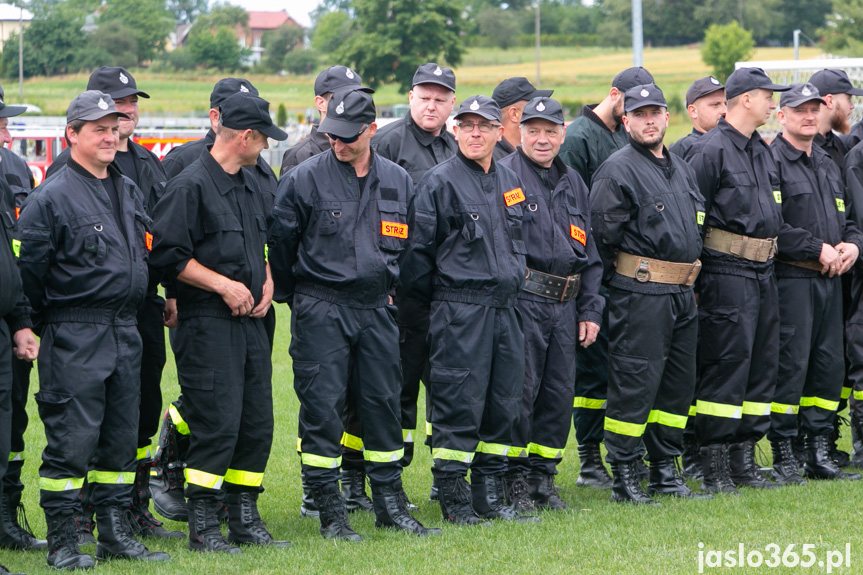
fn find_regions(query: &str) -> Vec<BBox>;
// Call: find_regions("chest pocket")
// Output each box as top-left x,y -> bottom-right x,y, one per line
719,170 -> 756,218
202,213 -> 244,264
459,203 -> 485,244
565,204 -> 588,255
505,204 -> 527,255
377,199 -> 408,253
75,215 -> 108,267
314,201 -> 342,237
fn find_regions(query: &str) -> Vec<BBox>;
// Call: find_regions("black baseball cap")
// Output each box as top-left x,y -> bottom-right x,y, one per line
808,69 -> 863,97
219,92 -> 288,141
0,84 -> 26,118
521,97 -> 564,125
318,88 -> 376,139
624,84 -> 667,113
612,67 -> 655,92
314,65 -> 374,96
725,67 -> 789,100
686,76 -> 725,107
412,63 -> 456,91
492,77 -> 553,109
210,78 -> 259,109
66,91 -> 129,123
454,95 -> 502,122
780,83 -> 826,108
87,67 -> 150,99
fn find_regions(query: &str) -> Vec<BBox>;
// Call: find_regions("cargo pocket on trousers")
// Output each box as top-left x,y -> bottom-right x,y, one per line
698,306 -> 745,361
608,353 -> 649,414
293,361 -> 325,423
429,366 -> 472,403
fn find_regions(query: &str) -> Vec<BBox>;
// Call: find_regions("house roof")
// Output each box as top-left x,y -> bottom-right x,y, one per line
247,10 -> 299,31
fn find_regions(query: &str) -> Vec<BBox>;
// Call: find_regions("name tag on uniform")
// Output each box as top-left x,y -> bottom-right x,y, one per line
145,232 -> 153,251
570,225 -> 586,245
697,211 -> 705,225
773,191 -> 782,204
381,221 -> 408,239
504,188 -> 525,206
836,198 -> 846,212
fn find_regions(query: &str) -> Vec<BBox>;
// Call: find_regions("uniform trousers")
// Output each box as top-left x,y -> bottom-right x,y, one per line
573,287 -> 609,445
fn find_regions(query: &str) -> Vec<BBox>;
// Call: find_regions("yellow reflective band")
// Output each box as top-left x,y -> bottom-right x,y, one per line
697,400 -> 742,419
87,471 -> 135,485
800,396 -> 840,412
573,397 -> 606,409
854,390 -> 863,401
528,442 -> 564,460
742,401 -> 770,417
185,468 -> 224,490
837,198 -> 846,212
771,402 -> 799,415
168,404 -> 190,436
432,448 -> 474,464
696,211 -> 705,225
264,244 -> 269,262
477,442 -> 510,456
647,409 -> 688,429
604,416 -> 646,438
340,432 -> 364,452
773,190 -> 782,204
507,446 -> 529,458
296,437 -> 302,453
426,422 -> 432,436
688,405 -> 697,417
11,238 -> 20,258
136,446 -> 152,460
301,453 -> 341,469
363,448 -> 404,463
402,429 -> 414,443
841,387 -> 852,400
224,469 -> 264,487
39,477 -> 85,492
8,452 -> 22,462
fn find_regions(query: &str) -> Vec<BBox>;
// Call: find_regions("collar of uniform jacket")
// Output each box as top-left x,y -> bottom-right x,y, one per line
330,146 -> 381,182
405,111 -> 451,146
581,103 -> 622,134
456,149 -> 496,173
718,117 -> 766,152
310,124 -> 331,151
630,139 -> 675,172
67,155 -> 124,181
773,132 -> 819,168
201,144 -> 256,195
516,145 -> 564,187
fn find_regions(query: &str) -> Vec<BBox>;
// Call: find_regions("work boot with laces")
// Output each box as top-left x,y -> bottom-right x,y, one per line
226,492 -> 291,547
94,505 -> 170,561
502,469 -> 535,513
150,407 -> 190,522
851,413 -> 863,468
526,471 -> 569,510
575,443 -> 613,489
340,468 -> 373,513
805,435 -> 863,481
0,491 -> 47,550
680,434 -> 703,480
646,459 -> 712,499
610,461 -> 659,505
729,440 -> 780,489
437,475 -> 489,526
128,458 -> 184,539
699,444 -> 739,495
829,415 -> 852,468
313,482 -> 362,541
187,498 -> 242,553
371,482 -> 441,536
471,474 -> 539,522
770,438 -> 807,485
46,514 -> 95,571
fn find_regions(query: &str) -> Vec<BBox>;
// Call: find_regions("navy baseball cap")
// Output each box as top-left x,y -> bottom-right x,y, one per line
87,67 -> 150,99
318,88 -> 376,139
454,95 -> 502,123
686,76 -> 725,107
612,67 -> 655,92
412,63 -> 456,91
0,84 -> 26,118
624,84 -> 667,112
725,67 -> 789,100
219,92 -> 288,141
521,97 -> 564,125
808,69 -> 863,97
780,83 -> 826,108
210,78 -> 259,108
66,91 -> 129,123
314,65 -> 374,96
492,77 -> 553,109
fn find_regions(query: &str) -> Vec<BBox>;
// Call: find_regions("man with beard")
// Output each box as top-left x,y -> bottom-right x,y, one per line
809,69 -> 863,172
670,76 -> 726,159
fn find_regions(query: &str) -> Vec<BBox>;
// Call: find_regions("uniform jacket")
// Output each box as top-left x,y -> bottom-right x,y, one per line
269,149 -> 414,308
0,179 -> 32,331
685,117 -> 787,273
772,135 -> 863,278
498,148 -> 604,324
492,137 -> 516,163
18,159 -> 150,322
401,151 -> 527,308
279,124 -> 330,178
668,128 -> 705,160
0,147 -> 34,208
558,104 -> 629,187
842,121 -> 863,150
590,142 -> 705,295
847,142 -> 863,230
814,131 -> 849,173
371,113 -> 457,184
149,149 -> 270,318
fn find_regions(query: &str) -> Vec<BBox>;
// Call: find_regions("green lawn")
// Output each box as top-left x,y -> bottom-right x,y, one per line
7,303 -> 863,574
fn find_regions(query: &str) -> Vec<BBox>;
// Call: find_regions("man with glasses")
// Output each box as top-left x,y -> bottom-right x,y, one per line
270,87 -> 439,540
402,95 -> 536,525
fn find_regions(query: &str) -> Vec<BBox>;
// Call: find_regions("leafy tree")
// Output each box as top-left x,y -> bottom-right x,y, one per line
283,48 -> 319,75
701,20 -> 755,82
198,2 -> 248,28
86,21 -> 140,69
336,0 -> 466,92
477,7 -> 521,49
168,0 -> 209,24
187,25 -> 247,70
312,11 -> 353,53
1,9 -> 86,78
263,24 -> 304,72
772,0 -> 831,44
101,0 -> 173,63
276,103 -> 288,128
820,0 -> 863,57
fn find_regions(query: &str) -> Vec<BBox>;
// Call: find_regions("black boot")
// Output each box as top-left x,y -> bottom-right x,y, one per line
313,482 -> 362,541
609,461 -> 659,505
851,414 -> 863,468
187,498 -> 242,553
46,514 -> 95,570
828,415 -> 851,468
804,435 -> 863,480
128,459 -> 184,539
729,440 -> 780,489
680,434 -> 703,480
300,473 -> 319,518
502,470 -> 535,513
575,443 -> 613,489
525,471 -> 568,510
646,459 -> 712,499
437,475 -> 488,526
699,444 -> 739,495
770,438 -> 807,485
471,474 -> 539,522
226,492 -> 290,547
428,475 -> 439,502
93,505 -> 170,561
791,433 -> 807,469
74,491 -> 95,546
150,408 -> 189,522
371,482 -> 441,536
0,491 -> 47,550
340,468 -> 373,513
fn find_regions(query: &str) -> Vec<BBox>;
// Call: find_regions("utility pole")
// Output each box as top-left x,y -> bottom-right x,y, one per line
18,2 -> 23,100
632,0 -> 643,66
535,1 -> 541,87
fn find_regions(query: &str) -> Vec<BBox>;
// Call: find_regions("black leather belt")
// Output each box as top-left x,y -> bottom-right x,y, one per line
522,269 -> 580,302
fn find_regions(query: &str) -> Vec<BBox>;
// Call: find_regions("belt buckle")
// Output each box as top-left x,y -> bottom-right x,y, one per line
685,260 -> 702,286
635,259 -> 651,283
767,238 -> 777,260
560,275 -> 571,302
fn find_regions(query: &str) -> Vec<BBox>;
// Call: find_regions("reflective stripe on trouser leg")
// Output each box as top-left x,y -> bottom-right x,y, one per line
224,468 -> 264,489
186,468 -> 224,490
168,404 -> 190,436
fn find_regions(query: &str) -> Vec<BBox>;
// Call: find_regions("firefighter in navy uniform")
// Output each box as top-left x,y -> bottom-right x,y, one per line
590,84 -> 711,505
19,91 -> 170,569
558,66 -> 654,490
846,138 -> 863,465
669,76 -> 726,160
491,77 -> 553,162
269,87 -> 440,540
149,92 -> 290,553
0,170 -> 39,575
768,83 -> 863,484
685,67 -> 790,494
497,97 -> 603,511
401,95 -> 538,525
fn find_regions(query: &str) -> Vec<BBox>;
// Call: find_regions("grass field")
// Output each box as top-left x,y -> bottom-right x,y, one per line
6,303 -> 863,575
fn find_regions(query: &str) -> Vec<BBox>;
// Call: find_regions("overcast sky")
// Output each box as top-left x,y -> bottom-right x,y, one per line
226,0 -> 322,27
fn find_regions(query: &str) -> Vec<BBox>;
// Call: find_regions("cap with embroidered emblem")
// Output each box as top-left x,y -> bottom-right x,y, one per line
66,90 -> 130,123
87,67 -> 150,99
779,83 -> 826,109
219,92 -> 288,141
492,77 -> 553,109
612,67 -> 655,92
725,67 -> 789,100
412,63 -> 456,91
808,69 -> 863,97
314,65 -> 374,96
318,88 -> 376,139
685,76 -> 725,107
454,95 -> 501,122
210,78 -> 259,109
520,97 -> 564,125
624,84 -> 667,112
